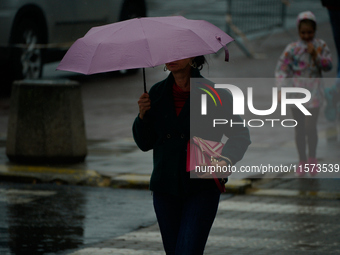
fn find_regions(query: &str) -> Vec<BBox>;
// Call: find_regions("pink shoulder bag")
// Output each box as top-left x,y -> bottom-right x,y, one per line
186,136 -> 233,193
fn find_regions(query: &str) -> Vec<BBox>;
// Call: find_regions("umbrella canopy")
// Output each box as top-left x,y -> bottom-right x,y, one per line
57,16 -> 234,91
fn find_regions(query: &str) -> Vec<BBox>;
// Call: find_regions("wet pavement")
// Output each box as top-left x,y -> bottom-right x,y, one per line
69,186 -> 340,255
0,183 -> 156,255
1,180 -> 339,255
0,0 -> 340,254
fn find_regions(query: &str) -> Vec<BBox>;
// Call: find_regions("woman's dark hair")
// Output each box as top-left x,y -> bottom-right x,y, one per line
299,19 -> 317,31
193,56 -> 207,70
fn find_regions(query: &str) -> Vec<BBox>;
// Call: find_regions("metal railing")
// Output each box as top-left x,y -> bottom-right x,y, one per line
226,0 -> 287,57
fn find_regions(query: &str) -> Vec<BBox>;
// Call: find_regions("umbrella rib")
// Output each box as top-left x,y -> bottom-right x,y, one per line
140,18 -> 222,60
137,18 -> 154,67
87,42 -> 102,74
86,22 -> 133,74
189,29 -> 218,54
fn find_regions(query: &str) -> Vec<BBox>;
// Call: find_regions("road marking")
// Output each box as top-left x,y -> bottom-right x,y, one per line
218,200 -> 340,215
248,188 -> 340,199
70,247 -> 165,255
212,218 -> 339,232
0,164 -> 84,174
114,174 -> 150,184
70,230 -> 339,252
0,164 -> 102,185
0,189 -> 56,204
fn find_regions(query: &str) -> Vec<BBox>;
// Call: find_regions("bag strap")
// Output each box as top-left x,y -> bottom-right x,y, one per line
192,137 -> 227,193
212,172 -> 225,193
194,136 -> 233,166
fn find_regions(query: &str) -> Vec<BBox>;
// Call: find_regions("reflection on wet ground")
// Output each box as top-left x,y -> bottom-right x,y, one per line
0,183 -> 155,255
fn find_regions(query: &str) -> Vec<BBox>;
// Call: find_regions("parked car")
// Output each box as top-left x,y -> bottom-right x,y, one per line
0,0 -> 146,89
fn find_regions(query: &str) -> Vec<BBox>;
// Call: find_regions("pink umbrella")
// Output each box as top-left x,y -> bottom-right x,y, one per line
57,16 -> 233,92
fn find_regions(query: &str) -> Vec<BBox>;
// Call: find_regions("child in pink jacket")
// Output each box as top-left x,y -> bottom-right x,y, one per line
275,11 -> 332,176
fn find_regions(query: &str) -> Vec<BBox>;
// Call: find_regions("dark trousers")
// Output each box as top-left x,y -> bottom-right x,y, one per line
153,189 -> 220,255
291,107 -> 320,161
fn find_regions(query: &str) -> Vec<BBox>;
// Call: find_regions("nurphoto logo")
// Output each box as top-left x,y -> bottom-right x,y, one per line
198,82 -> 223,115
198,81 -> 312,128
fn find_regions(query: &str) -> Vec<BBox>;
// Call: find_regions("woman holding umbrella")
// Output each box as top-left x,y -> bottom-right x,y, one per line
133,56 -> 251,254
57,17 -> 250,251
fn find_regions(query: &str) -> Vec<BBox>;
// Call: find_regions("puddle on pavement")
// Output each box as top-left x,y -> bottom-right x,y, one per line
0,183 -> 155,255
1,185 -> 85,255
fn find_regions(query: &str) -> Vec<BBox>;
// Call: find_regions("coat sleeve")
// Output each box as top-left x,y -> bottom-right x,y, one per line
314,40 -> 333,72
132,114 -> 157,151
275,44 -> 294,89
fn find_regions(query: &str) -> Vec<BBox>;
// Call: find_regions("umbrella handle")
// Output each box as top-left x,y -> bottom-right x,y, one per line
142,67 -> 150,122
143,68 -> 147,93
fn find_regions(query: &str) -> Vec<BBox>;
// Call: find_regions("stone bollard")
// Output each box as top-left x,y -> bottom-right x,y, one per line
6,79 -> 87,164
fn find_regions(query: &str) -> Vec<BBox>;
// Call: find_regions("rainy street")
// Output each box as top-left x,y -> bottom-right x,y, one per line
0,0 -> 340,254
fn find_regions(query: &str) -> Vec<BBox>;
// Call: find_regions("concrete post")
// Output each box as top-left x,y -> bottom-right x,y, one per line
6,79 -> 87,164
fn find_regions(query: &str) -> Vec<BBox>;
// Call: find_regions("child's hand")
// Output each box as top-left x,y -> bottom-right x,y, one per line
307,42 -> 317,61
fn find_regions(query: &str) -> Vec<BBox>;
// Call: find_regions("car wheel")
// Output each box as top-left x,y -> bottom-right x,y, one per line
10,19 -> 44,81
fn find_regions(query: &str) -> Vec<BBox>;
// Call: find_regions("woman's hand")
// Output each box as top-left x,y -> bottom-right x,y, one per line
215,160 -> 233,178
138,93 -> 151,120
